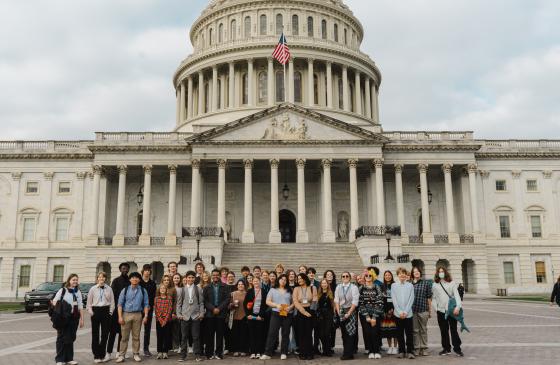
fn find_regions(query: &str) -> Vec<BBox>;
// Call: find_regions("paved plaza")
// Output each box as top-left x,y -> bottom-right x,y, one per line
0,298 -> 558,365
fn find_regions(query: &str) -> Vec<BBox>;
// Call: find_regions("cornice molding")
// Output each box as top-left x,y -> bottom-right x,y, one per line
476,152 -> 560,159
0,153 -> 92,160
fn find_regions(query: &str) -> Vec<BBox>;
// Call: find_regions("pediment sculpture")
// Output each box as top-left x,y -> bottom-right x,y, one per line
261,113 -> 309,141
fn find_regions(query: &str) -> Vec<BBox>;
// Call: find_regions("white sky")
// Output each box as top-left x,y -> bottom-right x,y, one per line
0,0 -> 558,140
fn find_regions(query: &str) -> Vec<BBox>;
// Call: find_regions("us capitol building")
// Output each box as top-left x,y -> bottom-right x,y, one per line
1,0 -> 559,297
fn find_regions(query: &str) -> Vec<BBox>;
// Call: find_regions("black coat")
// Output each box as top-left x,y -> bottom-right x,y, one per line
203,282 -> 231,318
111,274 -> 130,305
551,282 -> 560,305
243,287 -> 268,318
140,279 -> 157,308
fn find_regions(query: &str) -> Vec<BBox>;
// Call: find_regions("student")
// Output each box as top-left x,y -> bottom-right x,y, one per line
107,263 -> 130,359
432,266 -> 463,357
87,271 -> 115,363
244,276 -> 268,358
139,266 -> 156,357
229,280 -> 249,356
334,271 -> 359,361
167,261 -> 178,277
260,274 -> 294,360
411,266 -> 432,356
203,269 -> 231,359
53,274 -> 84,365
323,269 -> 337,354
316,278 -> 335,357
269,272 -> 277,289
171,273 -> 184,353
194,262 -> 206,286
274,263 -> 285,278
115,272 -> 150,363
240,266 -> 251,287
307,268 -> 320,288
253,266 -> 262,280
381,270 -> 398,355
220,267 -> 230,284
292,273 -> 317,360
155,285 -> 174,359
298,265 -> 308,274
551,275 -> 560,307
392,267 -> 415,359
177,271 -> 204,362
358,268 -> 384,359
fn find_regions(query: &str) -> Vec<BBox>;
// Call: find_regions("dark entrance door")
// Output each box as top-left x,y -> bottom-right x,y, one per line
279,209 -> 296,243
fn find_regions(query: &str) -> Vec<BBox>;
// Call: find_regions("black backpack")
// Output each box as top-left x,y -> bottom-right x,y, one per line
49,288 -> 76,330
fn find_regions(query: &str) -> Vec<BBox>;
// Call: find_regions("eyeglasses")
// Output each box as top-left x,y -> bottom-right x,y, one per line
342,275 -> 350,278
364,275 -> 372,278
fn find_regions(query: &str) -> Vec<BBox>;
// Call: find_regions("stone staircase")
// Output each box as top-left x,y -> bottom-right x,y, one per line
221,242 -> 366,277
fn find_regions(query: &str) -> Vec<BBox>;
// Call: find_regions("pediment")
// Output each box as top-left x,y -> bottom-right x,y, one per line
188,104 -> 388,144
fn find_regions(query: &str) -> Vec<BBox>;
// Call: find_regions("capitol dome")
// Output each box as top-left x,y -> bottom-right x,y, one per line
173,0 -> 382,133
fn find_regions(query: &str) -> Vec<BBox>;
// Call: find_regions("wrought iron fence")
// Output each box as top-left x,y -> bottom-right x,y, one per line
460,234 -> 474,244
408,235 -> 423,244
397,254 -> 410,263
434,234 -> 449,244
150,237 -> 165,246
370,255 -> 380,264
97,237 -> 113,245
124,237 -> 138,245
182,227 -> 224,238
355,226 -> 401,238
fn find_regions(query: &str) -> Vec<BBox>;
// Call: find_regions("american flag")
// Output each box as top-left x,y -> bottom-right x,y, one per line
272,33 -> 290,65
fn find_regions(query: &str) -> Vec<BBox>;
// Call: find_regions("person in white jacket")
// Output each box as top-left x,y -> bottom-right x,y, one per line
86,271 -> 115,363
432,266 -> 463,357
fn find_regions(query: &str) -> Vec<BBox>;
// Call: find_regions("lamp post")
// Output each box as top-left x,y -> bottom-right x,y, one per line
384,231 -> 394,262
194,227 -> 202,262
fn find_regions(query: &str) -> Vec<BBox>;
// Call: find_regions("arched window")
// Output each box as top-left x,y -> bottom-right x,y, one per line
334,23 -> 339,42
338,77 -> 343,109
218,23 -> 223,43
313,74 -> 319,105
260,14 -> 267,35
230,19 -> 237,40
321,20 -> 327,39
294,71 -> 302,103
137,210 -> 143,237
344,28 -> 348,45
307,16 -> 314,37
275,71 -> 285,102
242,73 -> 248,105
292,15 -> 299,36
244,16 -> 251,38
204,82 -> 210,113
258,71 -> 267,104
276,14 -> 283,35
209,28 -> 213,45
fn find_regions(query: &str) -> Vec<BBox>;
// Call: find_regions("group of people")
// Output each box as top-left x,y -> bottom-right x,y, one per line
50,259 -> 488,364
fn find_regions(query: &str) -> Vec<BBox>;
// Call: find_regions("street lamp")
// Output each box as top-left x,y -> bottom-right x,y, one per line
282,184 -> 290,200
384,231 -> 395,262
137,186 -> 144,206
194,227 -> 202,262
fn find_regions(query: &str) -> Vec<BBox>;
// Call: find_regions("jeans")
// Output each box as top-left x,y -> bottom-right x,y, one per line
437,311 -> 462,352
396,317 -> 414,354
156,321 -> 172,353
106,310 -> 121,354
296,311 -> 315,357
413,311 -> 429,352
265,312 -> 292,356
55,316 -> 79,363
119,312 -> 143,356
142,308 -> 153,352
205,317 -> 225,357
180,319 -> 202,358
91,306 -> 111,359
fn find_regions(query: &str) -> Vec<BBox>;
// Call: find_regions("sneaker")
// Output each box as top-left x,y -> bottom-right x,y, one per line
116,357 -> 125,363
133,353 -> 142,362
163,353 -> 169,359
56,363 -> 65,365
103,353 -> 112,362
250,354 -> 256,359
178,357 -> 186,362
189,348 -> 194,354
280,354 -> 287,360
408,353 -> 416,359
368,353 -> 375,359
68,362 -> 79,365
144,351 -> 152,357
240,353 -> 247,357
156,353 -> 162,359
260,355 -> 272,360
454,351 -> 464,357
256,354 -> 261,359
95,360 -> 102,364
439,350 -> 451,356
374,353 -> 382,359
215,355 -> 223,360
223,350 -> 229,355
421,349 -> 429,356
398,353 -> 406,359
195,357 -> 203,362
364,350 -> 370,355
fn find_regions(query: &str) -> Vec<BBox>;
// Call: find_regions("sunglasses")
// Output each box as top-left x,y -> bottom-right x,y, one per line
364,274 -> 372,278
342,275 -> 350,278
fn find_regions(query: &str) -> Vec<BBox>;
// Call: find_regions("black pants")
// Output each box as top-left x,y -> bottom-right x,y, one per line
143,308 -> 153,352
231,319 -> 249,353
437,311 -> 462,352
224,320 -> 232,352
172,318 -> 182,350
91,306 -> 111,359
265,312 -> 292,356
55,316 -> 79,363
248,318 -> 266,354
107,310 -> 122,354
396,317 -> 414,354
205,317 -> 225,357
180,319 -> 202,358
362,316 -> 381,354
296,311 -> 315,357
156,322 -> 172,353
340,312 -> 357,358
317,313 -> 334,355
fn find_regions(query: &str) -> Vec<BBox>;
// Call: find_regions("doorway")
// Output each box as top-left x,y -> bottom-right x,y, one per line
279,209 -> 296,243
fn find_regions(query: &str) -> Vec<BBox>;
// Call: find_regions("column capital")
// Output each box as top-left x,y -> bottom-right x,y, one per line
288,57 -> 294,64
198,70 -> 204,77
355,69 -> 361,76
342,65 -> 348,71
217,159 -> 227,169
372,158 -> 384,169
168,164 -> 178,173
307,58 -> 314,63
143,164 -> 153,175
43,172 -> 54,181
76,171 -> 87,180
247,58 -> 254,64
321,159 -> 332,169
467,163 -> 478,174
267,56 -> 273,63
11,172 -> 22,181
212,65 -> 218,71
480,170 -> 490,179
270,158 -> 280,169
326,61 -> 332,67
243,159 -> 254,169
191,159 -> 201,169
118,165 -> 128,174
295,158 -> 306,169
543,170 -> 552,179
347,159 -> 358,168
394,163 -> 404,174
417,163 -> 428,174
442,163 -> 453,174
92,165 -> 103,175
511,170 -> 521,179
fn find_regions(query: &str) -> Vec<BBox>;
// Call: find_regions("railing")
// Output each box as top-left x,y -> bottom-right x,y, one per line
460,234 -> 474,244
408,235 -> 423,244
434,234 -> 449,244
98,237 -> 113,246
228,238 -> 240,244
95,132 -> 193,143
370,255 -> 380,264
397,254 -> 410,263
382,131 -> 474,141
182,227 -> 224,238
480,140 -> 560,152
355,226 -> 401,239
150,237 -> 165,246
0,140 -> 91,152
124,237 -> 138,246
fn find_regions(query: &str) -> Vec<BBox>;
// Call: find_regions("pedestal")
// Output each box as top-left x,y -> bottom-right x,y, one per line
165,234 -> 177,246
139,234 -> 151,246
242,232 -> 255,244
113,234 -> 124,246
296,231 -> 309,243
320,231 -> 336,243
269,231 -> 282,244
421,232 -> 434,244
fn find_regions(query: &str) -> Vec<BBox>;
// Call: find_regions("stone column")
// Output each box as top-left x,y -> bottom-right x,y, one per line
348,159 -> 359,241
113,165 -> 127,245
228,62 -> 235,109
268,57 -> 274,106
342,66 -> 349,112
355,71 -> 362,115
374,159 -> 386,226
443,163 -> 459,243
247,58 -> 254,106
190,160 -> 201,227
242,159 -> 255,243
321,159 -> 336,242
217,159 -> 227,239
166,164 -> 178,245
288,58 -> 295,103
187,77 -> 194,120
220,74 -> 226,109
373,85 -> 380,122
307,58 -> 314,106
90,165 -> 102,237
468,163 -> 480,234
418,164 -> 434,243
269,159 -> 281,243
176,89 -> 181,124
179,82 -> 186,123
326,62 -> 333,108
212,66 -> 218,112
364,77 -> 372,119
296,159 -> 309,243
139,164 -> 152,245
198,71 -> 204,114
395,164 -> 406,238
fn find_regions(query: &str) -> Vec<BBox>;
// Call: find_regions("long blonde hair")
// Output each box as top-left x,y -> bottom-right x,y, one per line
318,278 -> 334,301
199,271 -> 211,289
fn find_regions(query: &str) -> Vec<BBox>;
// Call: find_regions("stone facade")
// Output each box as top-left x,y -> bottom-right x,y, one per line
1,0 -> 559,298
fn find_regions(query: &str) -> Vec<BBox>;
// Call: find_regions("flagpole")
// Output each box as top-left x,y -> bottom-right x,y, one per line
283,27 -> 287,103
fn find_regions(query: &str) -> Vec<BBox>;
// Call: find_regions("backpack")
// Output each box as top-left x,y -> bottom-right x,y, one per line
122,285 -> 146,308
49,288 -> 76,330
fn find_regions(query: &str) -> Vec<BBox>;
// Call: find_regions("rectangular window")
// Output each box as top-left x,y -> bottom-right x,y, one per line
503,261 -> 515,284
23,218 -> 36,241
526,179 -> 538,192
19,265 -> 31,287
58,182 -> 71,194
499,215 -> 510,238
26,181 -> 38,194
495,180 -> 507,191
530,215 -> 542,238
535,261 -> 547,283
53,265 -> 65,282
55,217 -> 69,241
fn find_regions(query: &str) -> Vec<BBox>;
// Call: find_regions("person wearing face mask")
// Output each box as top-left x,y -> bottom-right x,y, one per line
107,262 -> 130,359
334,271 -> 360,361
432,266 -> 463,357
87,271 -> 115,363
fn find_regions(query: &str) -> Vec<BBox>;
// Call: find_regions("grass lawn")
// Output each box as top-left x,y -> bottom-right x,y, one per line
0,303 -> 24,312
